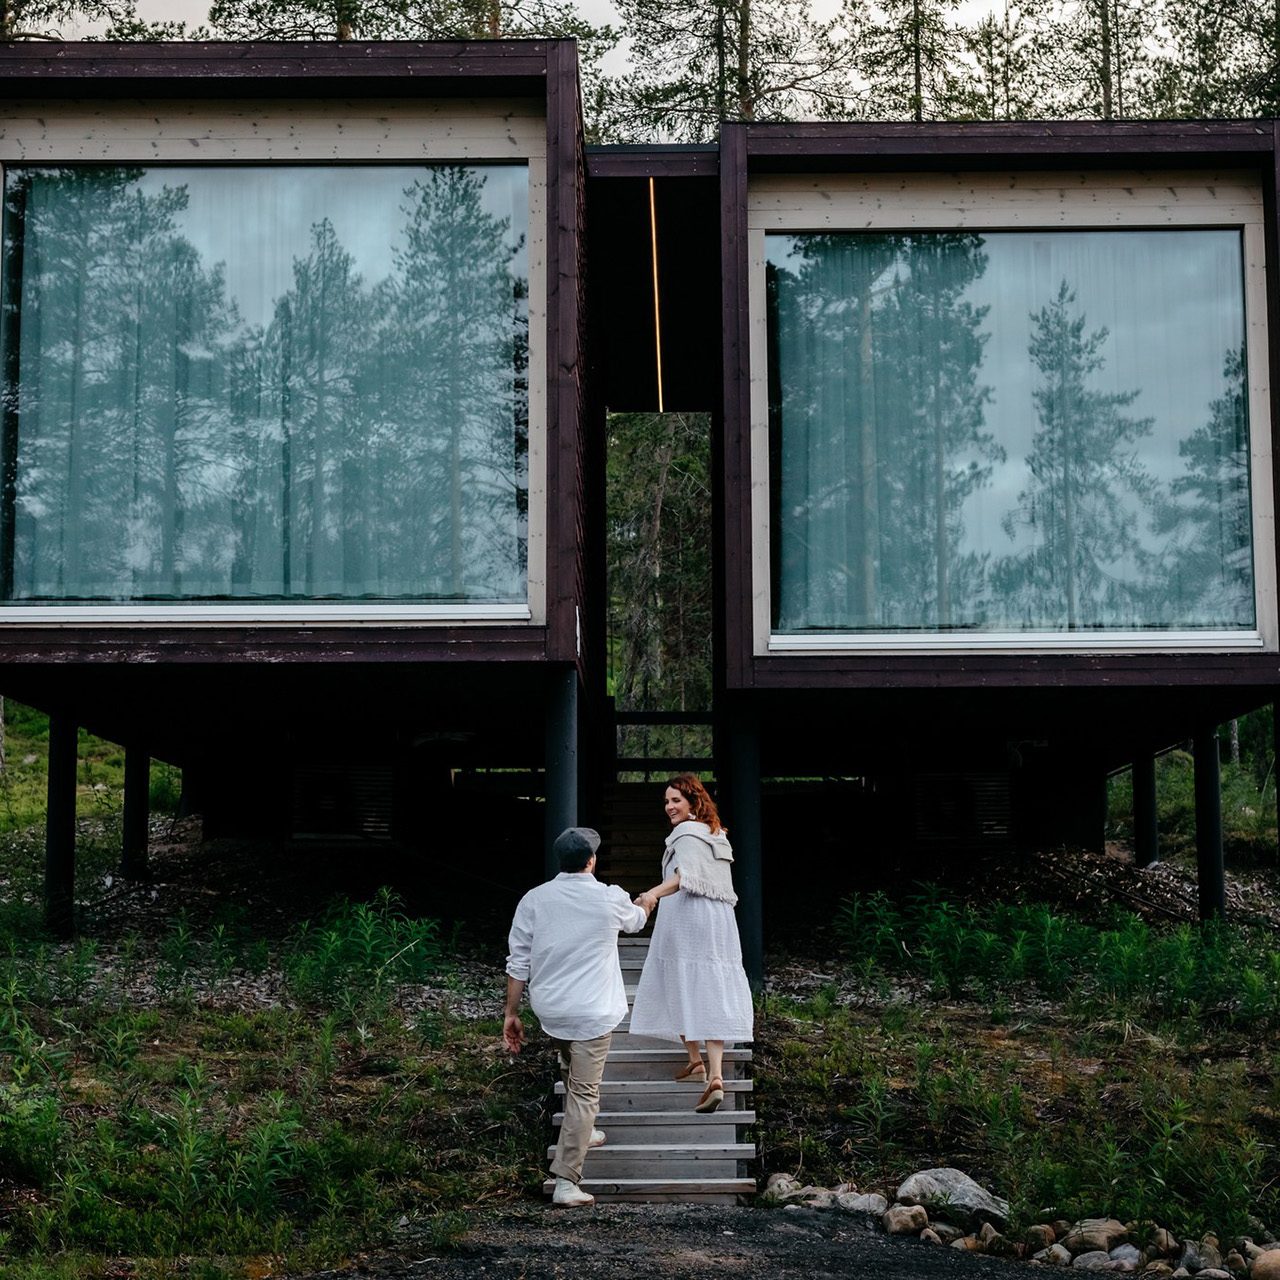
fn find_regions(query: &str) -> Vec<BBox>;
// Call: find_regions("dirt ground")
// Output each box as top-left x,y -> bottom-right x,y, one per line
321,1205 -> 1024,1280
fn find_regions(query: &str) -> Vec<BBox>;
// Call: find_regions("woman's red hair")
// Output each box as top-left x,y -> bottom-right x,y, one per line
665,773 -> 723,834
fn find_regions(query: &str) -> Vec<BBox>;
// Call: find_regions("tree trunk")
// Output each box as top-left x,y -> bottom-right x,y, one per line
737,0 -> 753,120
1230,718 -> 1241,764
1098,0 -> 1114,119
912,0 -> 924,122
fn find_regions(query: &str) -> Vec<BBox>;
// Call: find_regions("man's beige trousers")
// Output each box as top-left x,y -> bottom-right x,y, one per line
549,1032 -> 612,1183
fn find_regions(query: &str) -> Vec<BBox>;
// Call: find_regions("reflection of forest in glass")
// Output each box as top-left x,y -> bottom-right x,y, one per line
0,164 -> 529,603
767,230 -> 1255,634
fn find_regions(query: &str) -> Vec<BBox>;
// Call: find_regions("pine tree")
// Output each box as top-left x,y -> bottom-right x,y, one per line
0,0 -> 135,39
859,0 -> 968,122
956,1 -> 1045,120
1034,0 -> 1159,119
998,280 -> 1155,629
602,0 -> 866,142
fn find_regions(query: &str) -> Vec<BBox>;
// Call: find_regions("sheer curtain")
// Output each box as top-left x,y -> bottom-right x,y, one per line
767,229 -> 1254,634
0,163 -> 529,603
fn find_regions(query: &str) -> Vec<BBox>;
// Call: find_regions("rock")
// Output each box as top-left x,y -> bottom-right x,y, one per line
1223,1251 -> 1245,1273
1141,1265 -> 1173,1278
837,1191 -> 888,1219
1252,1250 -> 1280,1280
921,1229 -> 942,1245
766,1172 -> 800,1193
1244,1243 -> 1265,1263
1065,1221 -> 1130,1256
931,1222 -> 965,1245
895,1168 -> 1009,1231
804,1191 -> 836,1210
953,1236 -> 984,1252
1034,1244 -> 1074,1266
1195,1271 -> 1231,1279
1106,1263 -> 1138,1274
1150,1230 -> 1179,1258
1027,1226 -> 1058,1251
884,1205 -> 929,1235
1054,1222 -> 1076,1240
1074,1251 -> 1114,1270
1172,1270 -> 1191,1278
980,1223 -> 1000,1246
833,1182 -> 856,1194
1111,1246 -> 1143,1266
1179,1240 -> 1223,1273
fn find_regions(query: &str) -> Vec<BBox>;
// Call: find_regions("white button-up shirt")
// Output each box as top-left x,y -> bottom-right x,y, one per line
506,872 -> 648,1041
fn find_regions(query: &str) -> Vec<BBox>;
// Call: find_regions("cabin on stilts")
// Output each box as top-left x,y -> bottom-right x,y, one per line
1,44 -> 1278,982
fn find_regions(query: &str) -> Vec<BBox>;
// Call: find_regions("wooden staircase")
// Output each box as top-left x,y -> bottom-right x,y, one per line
542,934 -> 757,1204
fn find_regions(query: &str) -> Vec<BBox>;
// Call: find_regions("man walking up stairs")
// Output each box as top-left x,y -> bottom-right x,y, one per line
544,934 -> 757,1204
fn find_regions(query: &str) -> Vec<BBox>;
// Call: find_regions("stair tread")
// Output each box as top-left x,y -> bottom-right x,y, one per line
607,1048 -> 751,1061
555,1110 -> 755,1124
544,1178 -> 756,1193
549,1143 -> 756,1157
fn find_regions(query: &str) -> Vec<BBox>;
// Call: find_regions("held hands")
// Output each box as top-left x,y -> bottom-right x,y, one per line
634,891 -> 658,916
503,1012 -> 526,1054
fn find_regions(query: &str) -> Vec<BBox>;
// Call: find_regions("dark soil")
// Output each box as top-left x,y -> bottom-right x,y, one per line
327,1205 -> 1023,1280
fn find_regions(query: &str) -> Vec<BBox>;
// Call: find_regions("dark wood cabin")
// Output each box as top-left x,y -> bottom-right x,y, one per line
2,41 -> 1277,982
0,41 -> 592,928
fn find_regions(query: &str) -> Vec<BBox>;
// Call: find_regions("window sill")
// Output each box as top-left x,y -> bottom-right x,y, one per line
767,629 -> 1266,654
0,603 -> 534,626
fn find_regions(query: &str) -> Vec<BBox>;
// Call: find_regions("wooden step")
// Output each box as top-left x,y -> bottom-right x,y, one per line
542,1176 -> 756,1204
554,1079 -> 752,1111
554,1110 -> 756,1143
557,1144 -> 755,1179
603,1049 -> 751,1081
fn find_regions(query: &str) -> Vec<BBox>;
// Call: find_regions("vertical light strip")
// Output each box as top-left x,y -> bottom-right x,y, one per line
648,176 -> 665,413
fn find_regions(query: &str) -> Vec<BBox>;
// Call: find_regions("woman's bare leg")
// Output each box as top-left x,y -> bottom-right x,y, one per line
706,1040 -> 724,1081
681,1036 -> 703,1068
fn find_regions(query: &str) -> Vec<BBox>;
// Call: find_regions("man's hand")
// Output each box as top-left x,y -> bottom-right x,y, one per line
503,1012 -> 526,1054
635,891 -> 657,915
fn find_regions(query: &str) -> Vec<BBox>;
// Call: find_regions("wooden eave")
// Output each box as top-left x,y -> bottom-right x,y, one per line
0,40 -> 556,99
585,145 -> 719,179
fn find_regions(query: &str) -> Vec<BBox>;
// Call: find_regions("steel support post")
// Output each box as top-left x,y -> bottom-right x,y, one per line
122,746 -> 150,880
1132,753 -> 1159,868
45,713 -> 77,937
545,667 -> 579,882
1193,727 -> 1226,921
724,701 -> 763,992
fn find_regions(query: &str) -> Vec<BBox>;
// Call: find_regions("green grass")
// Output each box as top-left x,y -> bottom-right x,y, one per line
0,892 -> 546,1278
0,700 -> 181,832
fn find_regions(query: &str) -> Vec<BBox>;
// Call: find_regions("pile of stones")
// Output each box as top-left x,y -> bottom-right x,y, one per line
763,1167 -> 1280,1276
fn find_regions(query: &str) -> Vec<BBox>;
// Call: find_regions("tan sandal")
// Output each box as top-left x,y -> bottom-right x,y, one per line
674,1060 -> 707,1082
694,1076 -> 725,1113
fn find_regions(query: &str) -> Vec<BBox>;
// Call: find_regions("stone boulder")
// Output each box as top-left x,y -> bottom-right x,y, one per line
1253,1251 -> 1280,1280
895,1168 -> 1010,1231
1063,1220 -> 1129,1255
1073,1250 -> 1114,1269
1033,1244 -> 1073,1266
884,1204 -> 929,1235
836,1191 -> 888,1220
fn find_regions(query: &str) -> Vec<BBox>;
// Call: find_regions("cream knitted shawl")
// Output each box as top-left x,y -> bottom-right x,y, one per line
661,820 -> 738,905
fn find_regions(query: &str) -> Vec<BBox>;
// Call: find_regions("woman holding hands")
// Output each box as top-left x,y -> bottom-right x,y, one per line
629,773 -> 754,1112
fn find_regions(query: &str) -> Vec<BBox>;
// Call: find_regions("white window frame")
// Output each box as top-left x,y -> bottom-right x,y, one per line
748,169 -> 1277,656
0,97 -> 548,626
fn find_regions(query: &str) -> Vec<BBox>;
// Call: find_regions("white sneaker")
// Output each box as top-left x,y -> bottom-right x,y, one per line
551,1176 -> 595,1208
589,1128 -> 606,1148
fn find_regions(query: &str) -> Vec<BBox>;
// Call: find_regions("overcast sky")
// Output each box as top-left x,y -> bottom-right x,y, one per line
72,0 -> 1000,76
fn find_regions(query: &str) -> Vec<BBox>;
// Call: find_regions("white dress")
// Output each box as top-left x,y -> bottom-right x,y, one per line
628,834 -> 755,1045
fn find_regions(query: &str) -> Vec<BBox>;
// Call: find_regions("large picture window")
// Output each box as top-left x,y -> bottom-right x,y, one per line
768,228 -> 1253,635
0,163 -> 529,607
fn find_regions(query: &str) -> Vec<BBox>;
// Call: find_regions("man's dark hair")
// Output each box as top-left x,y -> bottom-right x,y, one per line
554,826 -> 601,872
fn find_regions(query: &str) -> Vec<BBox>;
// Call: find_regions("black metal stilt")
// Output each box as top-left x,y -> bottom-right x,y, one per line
1193,727 -> 1225,921
724,700 -> 763,992
545,667 -> 579,881
45,713 -> 77,938
122,746 -> 150,880
1133,753 -> 1158,868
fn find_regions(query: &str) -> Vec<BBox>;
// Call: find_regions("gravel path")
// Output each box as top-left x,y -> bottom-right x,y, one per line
320,1204 -> 1025,1279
